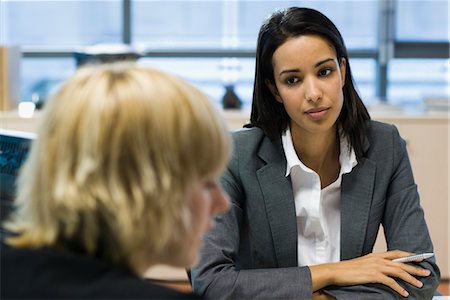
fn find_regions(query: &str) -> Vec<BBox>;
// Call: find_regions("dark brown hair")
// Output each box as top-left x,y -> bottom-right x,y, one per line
248,7 -> 370,158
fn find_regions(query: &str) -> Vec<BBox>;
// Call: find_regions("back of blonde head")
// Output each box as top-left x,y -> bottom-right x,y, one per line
5,62 -> 231,272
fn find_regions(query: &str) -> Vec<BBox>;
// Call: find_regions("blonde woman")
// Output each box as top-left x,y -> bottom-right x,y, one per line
1,62 -> 231,299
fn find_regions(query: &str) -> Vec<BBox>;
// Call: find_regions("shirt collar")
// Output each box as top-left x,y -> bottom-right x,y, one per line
281,127 -> 357,177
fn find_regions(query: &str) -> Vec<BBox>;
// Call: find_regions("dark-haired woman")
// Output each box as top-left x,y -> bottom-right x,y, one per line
191,7 -> 439,300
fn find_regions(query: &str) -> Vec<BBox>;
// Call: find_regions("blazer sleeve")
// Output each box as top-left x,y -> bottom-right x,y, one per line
324,124 -> 440,300
190,133 -> 313,300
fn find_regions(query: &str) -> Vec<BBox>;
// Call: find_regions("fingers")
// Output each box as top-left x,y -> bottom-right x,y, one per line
332,252 -> 432,298
399,263 -> 432,278
381,250 -> 415,260
369,265 -> 416,298
379,276 -> 410,298
379,257 -> 432,297
385,264 -> 424,289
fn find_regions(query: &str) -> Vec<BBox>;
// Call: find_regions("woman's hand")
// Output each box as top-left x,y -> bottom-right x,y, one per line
309,250 -> 432,298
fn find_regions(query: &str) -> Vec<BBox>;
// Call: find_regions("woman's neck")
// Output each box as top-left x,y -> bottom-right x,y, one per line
290,126 -> 340,187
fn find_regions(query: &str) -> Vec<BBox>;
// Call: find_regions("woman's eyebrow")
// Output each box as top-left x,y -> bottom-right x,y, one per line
278,57 -> 335,77
315,57 -> 334,67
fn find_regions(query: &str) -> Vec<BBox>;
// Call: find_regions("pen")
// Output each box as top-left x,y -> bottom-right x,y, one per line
392,253 -> 434,263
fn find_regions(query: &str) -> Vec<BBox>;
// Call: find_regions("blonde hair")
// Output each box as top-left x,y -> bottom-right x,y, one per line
5,62 -> 231,272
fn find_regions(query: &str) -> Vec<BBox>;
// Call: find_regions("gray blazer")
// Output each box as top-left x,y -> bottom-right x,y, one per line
191,121 -> 440,299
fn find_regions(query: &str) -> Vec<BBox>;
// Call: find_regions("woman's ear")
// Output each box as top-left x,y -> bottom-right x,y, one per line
339,57 -> 347,87
265,80 -> 283,103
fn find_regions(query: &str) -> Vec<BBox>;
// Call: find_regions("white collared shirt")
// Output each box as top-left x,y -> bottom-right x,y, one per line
282,127 -> 357,266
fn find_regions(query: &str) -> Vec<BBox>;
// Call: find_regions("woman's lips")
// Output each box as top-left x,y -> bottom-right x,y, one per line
305,107 -> 329,120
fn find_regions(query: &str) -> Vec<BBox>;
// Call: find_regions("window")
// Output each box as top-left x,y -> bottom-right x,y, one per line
236,0 -> 379,49
133,0 -> 223,49
388,59 -> 449,106
2,0 -> 122,46
139,57 -> 255,108
396,0 -> 449,42
133,1 -> 379,107
391,0 -> 449,106
1,0 -> 448,108
21,58 -> 75,105
132,0 -> 379,50
349,59 -> 377,104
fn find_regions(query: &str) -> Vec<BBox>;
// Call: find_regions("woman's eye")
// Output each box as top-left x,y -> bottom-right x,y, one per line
285,77 -> 299,85
319,69 -> 332,77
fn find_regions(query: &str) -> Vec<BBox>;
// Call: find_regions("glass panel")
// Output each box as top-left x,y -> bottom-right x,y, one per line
21,58 -> 76,106
238,0 -> 379,50
132,0 -> 378,50
138,57 -> 253,108
133,0 -> 224,49
388,59 -> 449,108
348,58 -> 377,105
396,0 -> 449,42
2,0 -> 122,46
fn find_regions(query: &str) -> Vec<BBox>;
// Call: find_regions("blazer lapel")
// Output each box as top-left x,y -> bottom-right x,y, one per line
256,136 -> 298,267
340,136 -> 376,260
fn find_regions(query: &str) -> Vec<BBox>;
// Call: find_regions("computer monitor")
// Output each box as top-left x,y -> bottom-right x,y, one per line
0,129 -> 36,224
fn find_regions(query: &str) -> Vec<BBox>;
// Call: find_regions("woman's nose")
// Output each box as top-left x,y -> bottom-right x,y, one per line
304,77 -> 322,103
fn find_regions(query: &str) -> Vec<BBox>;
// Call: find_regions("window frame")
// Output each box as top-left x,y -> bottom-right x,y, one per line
12,0 -> 450,103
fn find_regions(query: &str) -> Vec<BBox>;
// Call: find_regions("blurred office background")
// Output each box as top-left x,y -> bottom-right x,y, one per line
0,0 -> 449,110
1,1 -> 450,292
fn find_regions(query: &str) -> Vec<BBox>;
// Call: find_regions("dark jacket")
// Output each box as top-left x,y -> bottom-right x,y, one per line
1,243 -> 200,299
191,121 -> 439,300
